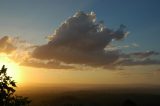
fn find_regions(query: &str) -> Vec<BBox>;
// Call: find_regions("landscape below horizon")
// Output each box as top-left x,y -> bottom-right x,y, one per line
16,84 -> 160,106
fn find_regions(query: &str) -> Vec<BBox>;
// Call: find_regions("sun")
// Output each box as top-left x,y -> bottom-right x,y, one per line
0,54 -> 21,83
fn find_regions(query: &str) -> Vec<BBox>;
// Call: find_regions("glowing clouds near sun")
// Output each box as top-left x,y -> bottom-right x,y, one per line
0,36 -> 16,54
0,11 -> 160,69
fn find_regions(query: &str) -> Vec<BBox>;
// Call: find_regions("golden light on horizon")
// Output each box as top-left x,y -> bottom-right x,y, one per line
0,53 -> 22,83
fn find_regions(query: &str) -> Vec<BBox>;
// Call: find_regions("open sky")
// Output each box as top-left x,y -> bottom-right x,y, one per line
0,0 -> 160,86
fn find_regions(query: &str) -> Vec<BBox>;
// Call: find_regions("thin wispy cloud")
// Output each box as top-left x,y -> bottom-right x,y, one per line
116,58 -> 160,66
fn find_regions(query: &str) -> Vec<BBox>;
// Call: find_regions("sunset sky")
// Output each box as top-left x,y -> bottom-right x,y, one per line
0,0 -> 160,86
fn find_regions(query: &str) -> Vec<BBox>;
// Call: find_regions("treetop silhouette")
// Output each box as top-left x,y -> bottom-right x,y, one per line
0,65 -> 31,106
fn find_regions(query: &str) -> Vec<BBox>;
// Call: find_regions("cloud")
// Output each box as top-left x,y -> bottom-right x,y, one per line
131,43 -> 139,48
116,58 -> 160,66
130,51 -> 159,58
104,43 -> 139,52
119,51 -> 160,59
0,36 -> 16,54
0,36 -> 73,69
116,50 -> 160,66
21,59 -> 73,69
32,11 -> 128,67
0,12 -> 159,70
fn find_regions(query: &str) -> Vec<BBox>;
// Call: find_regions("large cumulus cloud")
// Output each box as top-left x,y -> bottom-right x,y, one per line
32,11 -> 128,67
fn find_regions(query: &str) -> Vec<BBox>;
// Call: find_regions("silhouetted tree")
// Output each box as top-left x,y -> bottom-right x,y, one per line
0,65 -> 31,106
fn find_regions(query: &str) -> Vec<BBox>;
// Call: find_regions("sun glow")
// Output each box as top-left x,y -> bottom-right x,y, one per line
0,54 -> 21,83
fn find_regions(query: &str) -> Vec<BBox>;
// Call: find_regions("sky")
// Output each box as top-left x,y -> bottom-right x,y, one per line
0,0 -> 160,86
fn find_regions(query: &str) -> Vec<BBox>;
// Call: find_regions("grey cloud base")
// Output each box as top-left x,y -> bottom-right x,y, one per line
32,11 -> 128,67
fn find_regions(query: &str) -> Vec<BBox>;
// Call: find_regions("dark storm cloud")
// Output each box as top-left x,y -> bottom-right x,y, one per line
32,11 -> 128,67
0,36 -> 16,54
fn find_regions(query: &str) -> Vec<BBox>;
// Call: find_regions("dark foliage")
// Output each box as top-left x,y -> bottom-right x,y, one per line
0,65 -> 31,106
123,99 -> 137,106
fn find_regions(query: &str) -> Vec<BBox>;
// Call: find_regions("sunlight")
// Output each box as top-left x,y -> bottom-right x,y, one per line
0,53 -> 21,83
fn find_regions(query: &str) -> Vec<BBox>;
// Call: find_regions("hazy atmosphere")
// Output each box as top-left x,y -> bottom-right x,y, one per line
0,0 -> 160,106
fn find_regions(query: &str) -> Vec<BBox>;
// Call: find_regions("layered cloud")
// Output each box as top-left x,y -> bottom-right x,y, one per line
21,59 -> 73,69
120,51 -> 160,58
116,51 -> 160,66
116,58 -> 160,66
32,11 -> 128,67
130,51 -> 159,58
